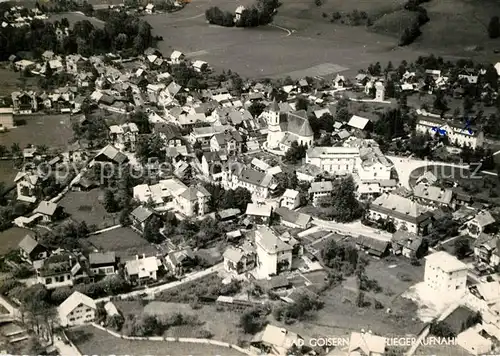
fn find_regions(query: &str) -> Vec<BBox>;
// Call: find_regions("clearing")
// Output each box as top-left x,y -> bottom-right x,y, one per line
0,67 -> 38,97
58,188 -> 119,230
0,227 -> 31,255
66,324 -> 246,356
0,114 -> 73,149
87,226 -> 158,261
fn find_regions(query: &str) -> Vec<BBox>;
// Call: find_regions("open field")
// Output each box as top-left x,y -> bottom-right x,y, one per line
142,0 -> 427,79
88,226 -> 158,261
58,188 -> 119,229
67,324 -> 246,356
0,227 -> 31,255
116,300 -> 249,344
0,67 -> 38,97
0,114 -> 73,149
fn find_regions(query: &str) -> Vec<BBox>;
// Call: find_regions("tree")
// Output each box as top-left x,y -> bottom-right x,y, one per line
136,134 -> 166,164
454,238 -> 471,259
0,145 -> 7,158
488,16 -> 500,39
330,176 -> 363,223
239,307 -> 267,333
10,143 -> 21,158
129,110 -> 151,134
143,215 -> 164,243
248,102 -> 266,118
284,141 -> 307,164
433,89 -> 448,112
103,189 -> 118,213
295,96 -> 308,111
356,291 -> 365,307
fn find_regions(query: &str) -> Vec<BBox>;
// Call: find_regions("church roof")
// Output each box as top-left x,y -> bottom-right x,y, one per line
284,110 -> 313,137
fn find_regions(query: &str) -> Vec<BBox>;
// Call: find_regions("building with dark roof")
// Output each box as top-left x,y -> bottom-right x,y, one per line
18,234 -> 48,264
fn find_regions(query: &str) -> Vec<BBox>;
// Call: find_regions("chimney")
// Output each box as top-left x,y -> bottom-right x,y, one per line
135,255 -> 139,260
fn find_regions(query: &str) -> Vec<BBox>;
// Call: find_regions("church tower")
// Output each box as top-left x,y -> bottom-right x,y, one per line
266,99 -> 282,149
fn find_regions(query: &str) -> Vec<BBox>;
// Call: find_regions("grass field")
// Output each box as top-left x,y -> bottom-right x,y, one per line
141,0 -> 426,79
49,12 -> 104,28
67,324 -> 246,356
59,188 -> 119,229
87,226 -> 157,261
116,300 -> 248,344
0,114 -> 73,149
0,227 -> 31,255
0,68 -> 38,97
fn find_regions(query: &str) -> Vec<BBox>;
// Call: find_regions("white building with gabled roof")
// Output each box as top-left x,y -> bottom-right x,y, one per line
58,291 -> 96,327
254,226 -> 293,277
424,251 -> 468,299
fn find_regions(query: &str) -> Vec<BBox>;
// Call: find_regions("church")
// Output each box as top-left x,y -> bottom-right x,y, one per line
263,100 -> 314,152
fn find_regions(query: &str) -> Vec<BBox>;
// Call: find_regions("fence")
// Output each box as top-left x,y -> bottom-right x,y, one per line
91,323 -> 255,355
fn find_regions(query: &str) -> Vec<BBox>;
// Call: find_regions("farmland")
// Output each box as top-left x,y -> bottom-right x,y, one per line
67,324 -> 246,356
87,226 -> 158,261
0,114 -> 74,149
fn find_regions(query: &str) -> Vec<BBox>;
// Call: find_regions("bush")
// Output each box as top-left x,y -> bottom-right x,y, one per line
50,287 -> 73,304
107,314 -> 125,331
240,307 -> 268,333
205,6 -> 234,27
374,300 -> 384,309
315,0 -> 322,6
273,294 -> 323,323
489,16 -> 500,39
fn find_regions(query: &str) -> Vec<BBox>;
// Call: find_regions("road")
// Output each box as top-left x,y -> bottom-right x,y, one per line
311,218 -> 393,241
96,263 -> 224,302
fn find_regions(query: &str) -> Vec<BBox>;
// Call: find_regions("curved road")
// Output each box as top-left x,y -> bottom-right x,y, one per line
387,156 -> 470,189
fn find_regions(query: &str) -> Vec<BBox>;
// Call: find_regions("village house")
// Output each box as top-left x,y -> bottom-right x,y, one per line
468,211 -> 496,238
353,142 -> 393,182
223,242 -> 257,274
456,325 -> 493,356
348,115 -> 373,132
473,234 -> 500,270
368,193 -> 431,234
192,60 -> 209,73
275,207 -> 311,229
175,184 -> 211,217
305,147 -> 360,176
264,100 -> 314,151
254,226 -> 293,277
18,234 -> 48,264
280,189 -> 300,210
58,291 -> 96,327
250,325 -> 303,356
36,253 -> 83,289
89,252 -> 117,277
231,168 -> 274,199
424,251 -> 468,299
309,181 -> 334,206
108,123 -> 139,151
14,59 -> 35,72
130,206 -> 155,232
190,125 -> 232,147
348,331 -> 386,356
210,130 -> 243,155
0,107 -> 14,130
93,145 -> 128,165
14,171 -> 39,203
170,50 -> 185,64
165,248 -> 196,277
391,230 -> 427,259
245,202 -> 273,226
355,235 -> 390,258
11,91 -> 37,114
124,255 -> 160,285
33,200 -> 61,223
413,183 -> 454,208
416,116 -> 484,149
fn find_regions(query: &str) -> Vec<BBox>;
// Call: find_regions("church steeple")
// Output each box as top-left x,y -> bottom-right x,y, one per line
270,98 -> 280,113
